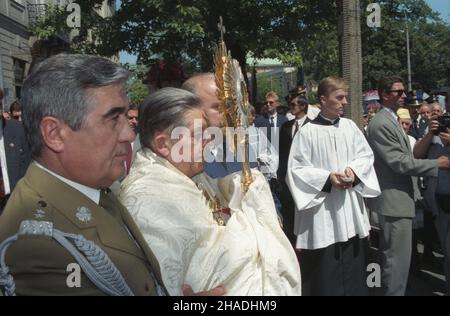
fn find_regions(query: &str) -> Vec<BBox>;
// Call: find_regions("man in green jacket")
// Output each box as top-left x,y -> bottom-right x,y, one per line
0,54 -> 165,296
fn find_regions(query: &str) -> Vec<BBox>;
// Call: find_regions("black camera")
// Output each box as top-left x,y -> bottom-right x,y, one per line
433,113 -> 450,135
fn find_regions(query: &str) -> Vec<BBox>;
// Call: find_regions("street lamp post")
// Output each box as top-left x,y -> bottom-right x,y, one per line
405,12 -> 413,92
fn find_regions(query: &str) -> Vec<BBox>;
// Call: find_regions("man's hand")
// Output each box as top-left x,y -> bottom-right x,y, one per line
182,284 -> 225,296
330,172 -> 347,190
439,128 -> 450,146
343,167 -> 356,182
437,155 -> 450,170
428,119 -> 440,134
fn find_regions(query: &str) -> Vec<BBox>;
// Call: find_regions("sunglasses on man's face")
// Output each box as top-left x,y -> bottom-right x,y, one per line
266,101 -> 275,105
388,90 -> 406,97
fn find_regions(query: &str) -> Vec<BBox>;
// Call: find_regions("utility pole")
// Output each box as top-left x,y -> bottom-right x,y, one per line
337,0 -> 363,128
405,12 -> 413,92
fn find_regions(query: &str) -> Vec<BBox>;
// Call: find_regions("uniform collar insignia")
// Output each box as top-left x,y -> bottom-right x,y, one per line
33,209 -> 46,219
76,206 -> 93,223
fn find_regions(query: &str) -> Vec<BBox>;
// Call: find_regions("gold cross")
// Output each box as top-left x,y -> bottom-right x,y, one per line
217,16 -> 226,42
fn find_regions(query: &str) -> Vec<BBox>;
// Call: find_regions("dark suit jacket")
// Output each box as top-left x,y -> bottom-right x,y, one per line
255,113 -> 288,155
408,117 -> 428,140
256,113 -> 289,128
2,119 -> 30,192
277,117 -> 310,187
276,117 -> 309,246
204,143 -> 258,178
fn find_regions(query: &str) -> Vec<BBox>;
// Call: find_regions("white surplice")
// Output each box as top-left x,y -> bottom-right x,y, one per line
286,118 -> 380,250
119,148 -> 301,296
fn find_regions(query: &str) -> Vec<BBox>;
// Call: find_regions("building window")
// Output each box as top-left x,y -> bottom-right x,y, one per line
13,58 -> 26,99
11,0 -> 25,8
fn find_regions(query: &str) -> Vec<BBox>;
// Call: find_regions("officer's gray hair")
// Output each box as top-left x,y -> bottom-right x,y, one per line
138,87 -> 201,149
22,54 -> 130,157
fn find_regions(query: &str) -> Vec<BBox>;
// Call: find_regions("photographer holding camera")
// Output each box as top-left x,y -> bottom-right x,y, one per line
414,112 -> 450,158
413,110 -> 450,294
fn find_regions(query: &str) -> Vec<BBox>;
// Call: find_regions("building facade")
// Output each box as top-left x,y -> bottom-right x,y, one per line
0,0 -> 32,109
0,0 -> 116,110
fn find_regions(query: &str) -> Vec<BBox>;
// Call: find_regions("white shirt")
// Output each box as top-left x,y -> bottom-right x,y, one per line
269,112 -> 278,127
384,106 -> 399,123
0,120 -> 11,195
408,135 -> 417,150
286,112 -> 295,121
35,161 -> 100,204
292,116 -> 308,138
423,127 -> 444,145
248,124 -> 279,177
307,105 -> 320,121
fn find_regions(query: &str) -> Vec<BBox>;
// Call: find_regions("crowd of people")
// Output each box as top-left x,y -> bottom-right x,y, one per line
0,54 -> 449,296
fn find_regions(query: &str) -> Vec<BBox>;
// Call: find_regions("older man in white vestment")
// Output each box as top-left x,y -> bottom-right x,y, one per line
119,88 -> 301,296
287,77 -> 380,296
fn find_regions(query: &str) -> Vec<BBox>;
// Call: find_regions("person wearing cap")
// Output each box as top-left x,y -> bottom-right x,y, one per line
397,108 -> 416,149
278,95 -> 310,246
366,75 -> 450,296
285,87 -> 306,121
406,90 -> 428,140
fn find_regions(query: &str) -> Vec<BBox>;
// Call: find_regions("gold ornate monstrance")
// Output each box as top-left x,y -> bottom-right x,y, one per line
214,17 -> 253,192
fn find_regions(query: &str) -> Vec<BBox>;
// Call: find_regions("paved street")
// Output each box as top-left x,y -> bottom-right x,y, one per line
406,244 -> 447,296
370,227 -> 447,296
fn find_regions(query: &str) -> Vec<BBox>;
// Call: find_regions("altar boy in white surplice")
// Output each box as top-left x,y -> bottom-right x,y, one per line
119,87 -> 301,296
286,77 -> 380,296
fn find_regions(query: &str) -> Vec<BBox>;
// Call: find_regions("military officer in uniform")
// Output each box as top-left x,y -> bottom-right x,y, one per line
0,54 -> 166,296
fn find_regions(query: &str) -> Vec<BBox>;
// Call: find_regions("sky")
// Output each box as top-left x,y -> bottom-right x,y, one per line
118,0 -> 450,64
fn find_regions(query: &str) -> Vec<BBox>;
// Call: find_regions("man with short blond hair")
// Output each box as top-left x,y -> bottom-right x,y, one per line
287,76 -> 380,295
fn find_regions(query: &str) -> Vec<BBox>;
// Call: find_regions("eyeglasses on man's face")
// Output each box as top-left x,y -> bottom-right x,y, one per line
388,89 -> 406,97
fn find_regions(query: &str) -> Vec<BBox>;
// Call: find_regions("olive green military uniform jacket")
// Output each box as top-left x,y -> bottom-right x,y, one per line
0,163 -> 166,296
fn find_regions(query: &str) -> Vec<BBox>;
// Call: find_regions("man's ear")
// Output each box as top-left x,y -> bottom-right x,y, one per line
152,132 -> 171,158
40,116 -> 65,153
319,95 -> 327,107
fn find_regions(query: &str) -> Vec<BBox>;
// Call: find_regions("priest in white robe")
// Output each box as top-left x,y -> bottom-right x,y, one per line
120,88 -> 301,296
287,77 -> 380,296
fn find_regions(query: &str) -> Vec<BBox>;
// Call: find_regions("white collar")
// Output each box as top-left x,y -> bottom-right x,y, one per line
319,113 -> 339,124
270,112 -> 278,119
34,161 -> 101,205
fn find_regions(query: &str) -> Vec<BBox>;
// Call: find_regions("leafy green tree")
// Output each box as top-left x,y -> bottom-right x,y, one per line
28,4 -> 69,40
124,63 -> 149,106
28,0 -> 450,91
28,0 -> 117,56
361,0 -> 450,90
115,0 -> 327,83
